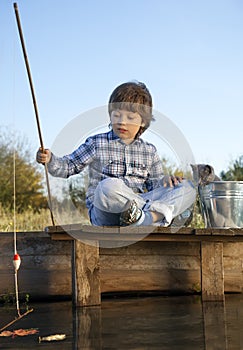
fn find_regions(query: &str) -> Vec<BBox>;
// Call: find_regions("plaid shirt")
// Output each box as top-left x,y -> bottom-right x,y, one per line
48,130 -> 164,208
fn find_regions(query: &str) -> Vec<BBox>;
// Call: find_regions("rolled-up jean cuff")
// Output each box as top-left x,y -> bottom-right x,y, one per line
149,202 -> 174,226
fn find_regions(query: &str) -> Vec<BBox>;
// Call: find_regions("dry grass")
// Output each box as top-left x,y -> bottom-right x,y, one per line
0,205 -> 52,232
0,202 -> 204,232
0,204 -> 90,232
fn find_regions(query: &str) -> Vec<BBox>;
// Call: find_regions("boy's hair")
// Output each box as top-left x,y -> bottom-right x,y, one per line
108,81 -> 154,137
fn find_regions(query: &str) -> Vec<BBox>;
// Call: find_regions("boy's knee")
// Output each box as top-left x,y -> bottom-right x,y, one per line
94,178 -> 129,213
99,178 -> 124,197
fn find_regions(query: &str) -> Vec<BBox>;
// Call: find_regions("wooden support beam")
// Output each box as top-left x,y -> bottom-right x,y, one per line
201,242 -> 224,301
72,240 -> 100,307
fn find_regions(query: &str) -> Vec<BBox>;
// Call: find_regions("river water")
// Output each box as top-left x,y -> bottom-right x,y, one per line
1,294 -> 243,349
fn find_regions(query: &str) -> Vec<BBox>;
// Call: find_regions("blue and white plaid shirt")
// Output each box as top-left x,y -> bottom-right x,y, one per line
48,130 -> 164,209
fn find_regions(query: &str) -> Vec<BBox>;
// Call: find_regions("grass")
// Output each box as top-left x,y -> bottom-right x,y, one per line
0,205 -> 52,232
0,204 -> 90,232
0,201 -> 205,232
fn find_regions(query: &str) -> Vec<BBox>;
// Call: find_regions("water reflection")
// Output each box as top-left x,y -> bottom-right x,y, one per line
1,294 -> 243,349
203,301 -> 228,350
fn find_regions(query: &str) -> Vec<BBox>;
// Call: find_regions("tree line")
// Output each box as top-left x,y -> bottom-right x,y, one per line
0,129 -> 242,212
0,129 -> 47,212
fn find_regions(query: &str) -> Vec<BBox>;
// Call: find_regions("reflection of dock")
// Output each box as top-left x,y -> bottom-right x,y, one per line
72,296 -> 243,350
1,227 -> 243,304
1,294 -> 242,349
203,301 -> 228,350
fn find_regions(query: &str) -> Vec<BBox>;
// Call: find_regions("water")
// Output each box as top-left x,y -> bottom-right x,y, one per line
1,294 -> 243,349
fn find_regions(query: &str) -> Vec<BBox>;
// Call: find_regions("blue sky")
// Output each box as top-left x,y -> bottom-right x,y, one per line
1,0 -> 243,175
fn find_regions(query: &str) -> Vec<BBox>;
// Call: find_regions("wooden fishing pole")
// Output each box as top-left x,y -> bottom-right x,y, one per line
13,2 -> 55,225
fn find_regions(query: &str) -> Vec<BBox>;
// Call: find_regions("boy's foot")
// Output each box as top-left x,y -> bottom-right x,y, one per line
170,206 -> 193,228
120,200 -> 143,226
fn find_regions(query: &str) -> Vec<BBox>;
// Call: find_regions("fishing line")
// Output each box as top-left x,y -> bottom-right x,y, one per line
11,23 -> 21,318
13,2 -> 55,226
12,143 -> 21,317
12,146 -> 31,321
3,147 -> 34,331
0,23 -> 33,333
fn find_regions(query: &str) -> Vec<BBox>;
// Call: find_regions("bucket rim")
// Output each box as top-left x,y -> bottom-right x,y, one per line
200,181 -> 243,184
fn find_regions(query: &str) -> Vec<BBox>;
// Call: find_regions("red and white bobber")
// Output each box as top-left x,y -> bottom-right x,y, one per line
13,253 -> 21,271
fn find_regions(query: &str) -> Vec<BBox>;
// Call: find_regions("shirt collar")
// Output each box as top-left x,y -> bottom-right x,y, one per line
108,129 -> 141,145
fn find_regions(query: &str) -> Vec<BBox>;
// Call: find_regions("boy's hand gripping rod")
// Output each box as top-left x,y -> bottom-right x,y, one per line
13,3 -> 55,226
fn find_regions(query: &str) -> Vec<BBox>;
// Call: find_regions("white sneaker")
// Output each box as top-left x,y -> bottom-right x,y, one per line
120,200 -> 144,226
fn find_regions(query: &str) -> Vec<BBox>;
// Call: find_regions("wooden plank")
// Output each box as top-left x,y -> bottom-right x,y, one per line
119,225 -> 155,234
201,242 -> 224,301
144,234 -> 243,243
223,242 -> 243,257
223,244 -> 243,292
100,241 -> 200,256
73,240 -> 101,307
0,269 -> 72,298
100,255 -> 200,271
45,225 -> 243,242
195,228 -> 243,236
45,225 -> 243,235
223,255 -> 243,270
50,233 -> 73,240
0,254 -> 71,270
224,273 -> 243,293
100,269 -> 201,294
49,231 -> 243,242
0,232 -> 72,254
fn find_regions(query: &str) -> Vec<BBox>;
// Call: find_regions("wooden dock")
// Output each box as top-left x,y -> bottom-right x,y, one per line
1,226 -> 243,305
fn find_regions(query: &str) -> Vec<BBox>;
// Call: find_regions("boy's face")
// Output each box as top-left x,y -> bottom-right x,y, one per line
110,109 -> 143,144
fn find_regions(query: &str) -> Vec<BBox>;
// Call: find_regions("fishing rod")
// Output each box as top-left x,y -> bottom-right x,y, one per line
13,2 -> 55,226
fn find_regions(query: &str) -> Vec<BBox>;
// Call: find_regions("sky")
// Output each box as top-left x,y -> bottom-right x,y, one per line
1,0 -> 243,176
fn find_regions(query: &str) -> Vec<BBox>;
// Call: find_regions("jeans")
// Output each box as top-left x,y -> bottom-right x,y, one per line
89,178 -> 196,226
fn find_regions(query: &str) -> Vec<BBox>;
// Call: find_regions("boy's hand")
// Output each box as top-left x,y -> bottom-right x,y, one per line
36,148 -> 52,164
162,175 -> 183,188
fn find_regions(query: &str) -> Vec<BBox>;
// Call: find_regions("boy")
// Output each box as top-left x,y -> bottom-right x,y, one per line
36,81 -> 196,227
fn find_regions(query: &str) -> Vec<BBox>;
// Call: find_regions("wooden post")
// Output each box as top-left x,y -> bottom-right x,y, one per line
72,240 -> 100,307
201,242 -> 224,301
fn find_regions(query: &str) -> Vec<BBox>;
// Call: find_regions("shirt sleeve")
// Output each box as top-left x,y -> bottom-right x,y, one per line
47,136 -> 96,178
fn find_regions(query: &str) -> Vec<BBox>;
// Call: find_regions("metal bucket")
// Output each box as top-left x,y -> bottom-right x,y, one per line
198,181 -> 243,228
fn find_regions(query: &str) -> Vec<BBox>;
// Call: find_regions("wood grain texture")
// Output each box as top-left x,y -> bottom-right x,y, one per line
201,242 -> 224,301
73,240 -> 100,306
1,230 -> 243,301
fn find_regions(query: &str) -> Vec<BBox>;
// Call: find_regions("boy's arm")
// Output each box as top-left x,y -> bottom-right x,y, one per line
36,148 -> 69,178
36,135 -> 96,178
36,148 -> 76,178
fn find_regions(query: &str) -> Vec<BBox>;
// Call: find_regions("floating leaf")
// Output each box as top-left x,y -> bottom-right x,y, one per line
0,330 -> 13,337
13,328 -> 39,337
0,328 -> 38,338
